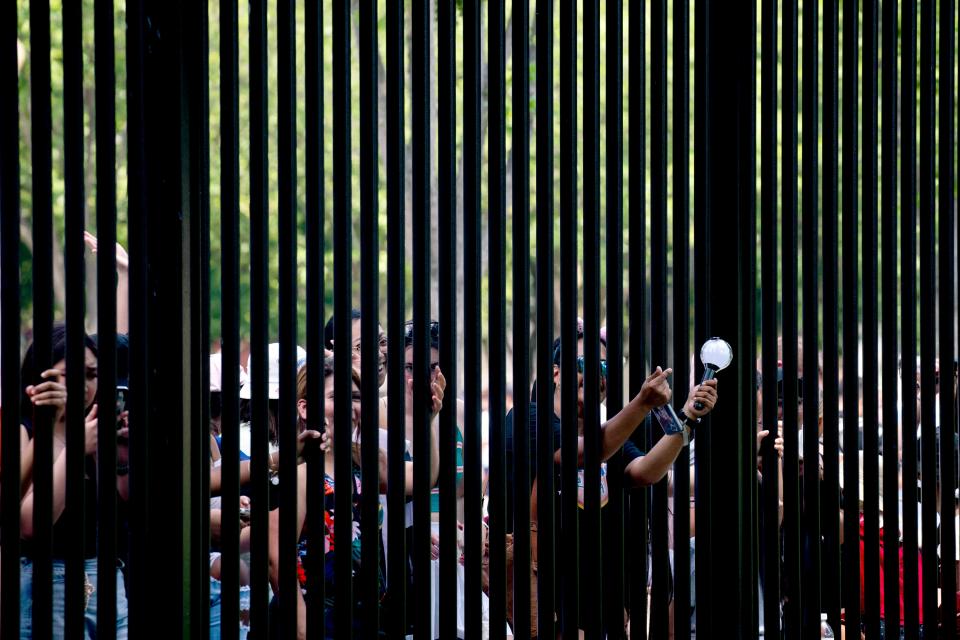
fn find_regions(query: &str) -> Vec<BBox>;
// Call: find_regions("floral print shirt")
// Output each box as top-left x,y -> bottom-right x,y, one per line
296,468 -> 385,638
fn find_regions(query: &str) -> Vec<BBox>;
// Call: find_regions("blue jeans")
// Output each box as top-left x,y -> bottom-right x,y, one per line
210,578 -> 221,640
19,557 -> 129,639
210,578 -> 251,640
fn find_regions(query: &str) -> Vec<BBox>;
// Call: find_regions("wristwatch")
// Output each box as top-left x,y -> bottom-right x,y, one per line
678,411 -> 699,447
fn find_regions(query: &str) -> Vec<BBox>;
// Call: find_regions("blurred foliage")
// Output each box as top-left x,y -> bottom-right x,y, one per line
13,1 -> 950,391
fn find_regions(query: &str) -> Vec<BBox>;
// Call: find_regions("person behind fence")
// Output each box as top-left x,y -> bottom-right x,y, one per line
269,358 -> 376,638
269,357 -> 443,638
397,318 -> 501,637
373,318 -> 444,635
207,352 -> 257,639
495,319 -> 717,638
772,339 -> 831,634
17,323 -> 130,639
324,308 -> 388,391
325,311 -> 445,635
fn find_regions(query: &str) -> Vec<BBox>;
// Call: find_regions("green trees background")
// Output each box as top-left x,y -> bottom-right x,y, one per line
12,0 -> 958,392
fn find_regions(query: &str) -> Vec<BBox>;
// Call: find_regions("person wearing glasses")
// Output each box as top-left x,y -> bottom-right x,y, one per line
324,308 -> 388,390
499,318 -> 718,637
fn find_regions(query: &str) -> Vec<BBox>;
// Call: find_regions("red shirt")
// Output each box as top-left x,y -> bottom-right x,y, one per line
859,514 -> 924,625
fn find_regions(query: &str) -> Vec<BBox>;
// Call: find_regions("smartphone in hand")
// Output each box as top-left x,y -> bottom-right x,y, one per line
116,385 -> 130,432
116,385 -> 129,414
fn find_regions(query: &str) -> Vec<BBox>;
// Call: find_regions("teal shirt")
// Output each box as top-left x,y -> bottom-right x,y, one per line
430,426 -> 464,513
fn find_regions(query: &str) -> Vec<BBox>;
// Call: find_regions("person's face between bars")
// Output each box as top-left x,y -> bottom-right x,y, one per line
349,317 -> 388,389
401,318 -> 441,404
552,336 -> 608,434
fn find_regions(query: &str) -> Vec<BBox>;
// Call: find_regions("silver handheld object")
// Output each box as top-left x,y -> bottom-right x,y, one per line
694,338 -> 733,410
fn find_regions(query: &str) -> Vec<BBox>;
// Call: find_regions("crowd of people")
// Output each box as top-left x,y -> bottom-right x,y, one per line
6,235 -> 957,640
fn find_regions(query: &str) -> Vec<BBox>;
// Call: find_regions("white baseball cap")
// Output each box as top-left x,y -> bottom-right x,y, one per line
239,343 -> 307,400
209,352 -> 248,393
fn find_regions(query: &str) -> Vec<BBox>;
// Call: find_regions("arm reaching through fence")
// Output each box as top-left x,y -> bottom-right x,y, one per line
623,379 -> 719,487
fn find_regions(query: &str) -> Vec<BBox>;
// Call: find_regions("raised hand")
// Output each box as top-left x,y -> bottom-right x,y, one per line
637,366 -> 673,411
84,404 -> 99,455
430,369 -> 446,417
84,230 -> 129,272
25,368 -> 68,421
683,378 -> 719,419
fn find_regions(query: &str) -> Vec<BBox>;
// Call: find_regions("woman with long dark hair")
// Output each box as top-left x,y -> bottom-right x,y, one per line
18,323 -> 129,638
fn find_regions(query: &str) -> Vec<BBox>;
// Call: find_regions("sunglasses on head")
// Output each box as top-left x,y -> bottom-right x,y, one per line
403,320 -> 440,345
575,355 -> 608,379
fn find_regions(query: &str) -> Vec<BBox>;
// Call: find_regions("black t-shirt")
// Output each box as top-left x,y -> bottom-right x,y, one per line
502,402 -> 643,534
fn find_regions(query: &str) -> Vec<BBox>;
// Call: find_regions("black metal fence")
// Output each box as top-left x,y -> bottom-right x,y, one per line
1,1 -> 958,639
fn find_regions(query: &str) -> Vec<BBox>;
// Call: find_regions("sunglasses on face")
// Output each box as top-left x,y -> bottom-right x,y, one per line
403,320 -> 440,346
575,355 -> 608,379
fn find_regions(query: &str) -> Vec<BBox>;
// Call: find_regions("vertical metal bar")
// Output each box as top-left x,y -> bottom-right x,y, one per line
96,0 -> 120,632
278,0 -> 299,635
95,0 -> 120,630
463,0 -> 482,636
920,0 -> 940,630
899,0 -> 920,635
247,0 -> 271,632
411,1 -> 432,636
936,0 -> 958,633
559,0 -> 578,633
0,0 -> 22,633
649,0 -> 669,634
738,2 -> 759,632
512,0 -> 532,637
29,0 -> 55,634
801,0 -> 821,630
760,0 -> 781,633
188,0 -> 212,634
861,0 -> 882,635
385,0 -> 407,635
358,0 -> 380,637
822,0 -> 843,631
304,0 -> 325,631
671,0 -> 691,634
701,2 -> 753,633
137,0 -> 191,629
604,0 -> 626,636
693,0 -> 711,631
841,0 -> 862,633
123,0 -> 148,632
533,0 -> 557,625
62,1 -> 87,636
437,0 -> 457,635
220,0 -> 242,633
628,0 -> 649,635
489,0 -> 509,635
880,0 -> 900,629
781,0 -> 802,633
332,0 -> 354,636
582,0 -> 602,636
